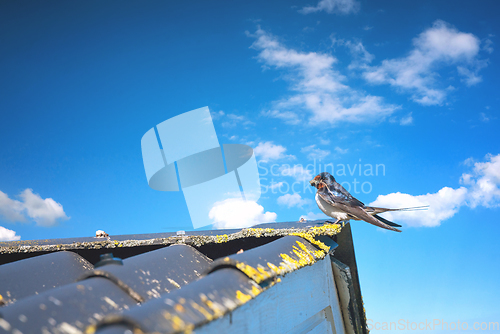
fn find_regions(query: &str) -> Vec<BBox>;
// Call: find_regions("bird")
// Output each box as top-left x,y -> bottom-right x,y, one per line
309,172 -> 428,232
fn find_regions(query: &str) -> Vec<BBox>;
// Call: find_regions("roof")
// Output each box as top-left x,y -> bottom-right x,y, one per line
0,221 -> 368,334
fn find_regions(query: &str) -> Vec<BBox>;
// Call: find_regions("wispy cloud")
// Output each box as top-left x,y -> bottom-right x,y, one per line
301,144 -> 330,160
212,110 -> 254,128
399,112 -> 414,126
277,193 -> 310,208
300,0 -> 360,15
331,36 -> 374,68
279,165 -> 313,182
209,198 -> 277,229
254,141 -> 295,161
0,226 -> 20,241
363,20 -> 487,105
249,28 -> 398,126
370,153 -> 500,227
461,153 -> 500,208
480,112 -> 489,122
0,189 -> 69,227
334,147 -> 348,154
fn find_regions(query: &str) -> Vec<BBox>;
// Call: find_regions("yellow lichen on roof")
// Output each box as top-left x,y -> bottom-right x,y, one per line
235,262 -> 273,283
214,234 -> 229,243
235,290 -> 252,303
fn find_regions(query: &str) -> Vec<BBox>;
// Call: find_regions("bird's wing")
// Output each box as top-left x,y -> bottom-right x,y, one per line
319,189 -> 401,232
336,203 -> 402,232
323,182 -> 365,207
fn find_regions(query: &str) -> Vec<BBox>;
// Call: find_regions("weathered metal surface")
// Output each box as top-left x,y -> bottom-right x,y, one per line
333,223 -> 368,334
0,251 -> 93,306
0,277 -> 137,334
0,220 -> 338,256
0,222 -> 362,334
208,235 -> 332,285
82,244 -> 212,301
195,256 -> 345,334
92,268 -> 262,334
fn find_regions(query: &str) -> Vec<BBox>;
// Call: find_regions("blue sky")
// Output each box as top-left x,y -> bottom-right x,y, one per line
1,0 -> 499,332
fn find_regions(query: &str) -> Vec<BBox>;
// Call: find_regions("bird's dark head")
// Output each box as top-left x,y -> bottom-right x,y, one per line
310,172 -> 336,189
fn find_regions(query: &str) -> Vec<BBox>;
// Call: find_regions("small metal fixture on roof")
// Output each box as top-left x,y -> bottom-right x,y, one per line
95,230 -> 109,238
95,253 -> 123,268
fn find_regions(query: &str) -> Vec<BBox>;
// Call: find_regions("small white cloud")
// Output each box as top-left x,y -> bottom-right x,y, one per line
332,37 -> 374,68
261,109 -> 301,125
301,144 -> 330,161
462,153 -> 500,208
0,189 -> 69,227
210,110 -> 225,120
19,189 -> 69,227
0,190 -> 27,222
457,65 -> 484,86
319,138 -> 331,145
209,198 -> 277,229
334,147 -> 349,154
483,38 -> 494,54
480,112 -> 490,122
269,182 -> 284,190
254,141 -> 295,161
279,165 -> 314,182
400,112 -> 414,125
300,212 -> 329,221
0,226 -> 20,241
300,0 -> 360,15
363,20 -> 486,105
277,193 -> 310,208
363,26 -> 373,31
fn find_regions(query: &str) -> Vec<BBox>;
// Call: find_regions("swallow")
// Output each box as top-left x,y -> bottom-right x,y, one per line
310,172 -> 428,232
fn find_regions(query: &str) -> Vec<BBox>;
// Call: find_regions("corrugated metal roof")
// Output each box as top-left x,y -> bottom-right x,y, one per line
0,221 -> 367,334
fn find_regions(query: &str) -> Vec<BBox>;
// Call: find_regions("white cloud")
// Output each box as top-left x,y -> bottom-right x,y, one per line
269,182 -> 284,190
210,110 -> 225,120
221,113 -> 254,128
319,138 -> 331,145
461,153 -> 500,208
0,189 -> 69,227
300,0 -> 360,15
279,165 -> 313,182
254,141 -> 295,161
250,28 -> 399,127
370,187 -> 468,227
331,37 -> 374,68
363,20 -> 486,105
483,38 -> 494,54
277,193 -> 310,208
261,109 -> 300,125
0,226 -> 21,241
209,198 -> 277,229
370,153 -> 500,228
399,112 -> 414,125
301,144 -> 330,160
334,147 -> 348,154
0,190 -> 27,222
300,212 -> 329,221
480,112 -> 489,122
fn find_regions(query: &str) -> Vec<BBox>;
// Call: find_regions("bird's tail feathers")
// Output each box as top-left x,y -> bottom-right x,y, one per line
390,205 -> 429,212
368,205 -> 429,214
374,214 -> 402,228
